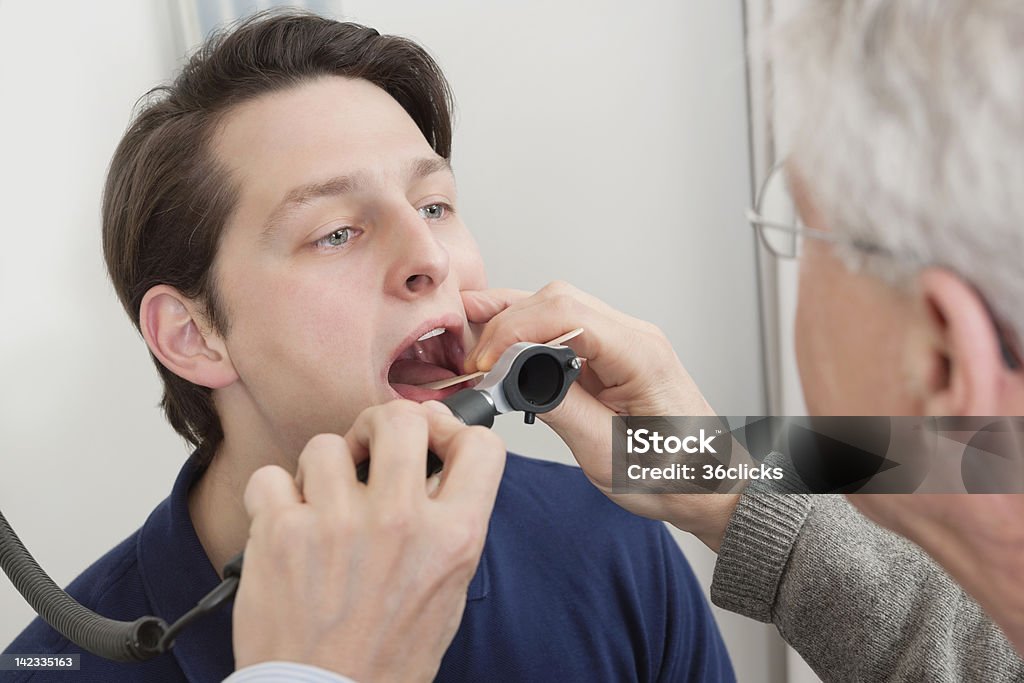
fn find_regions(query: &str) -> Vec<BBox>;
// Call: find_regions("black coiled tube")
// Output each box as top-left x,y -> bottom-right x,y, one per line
0,510 -> 167,661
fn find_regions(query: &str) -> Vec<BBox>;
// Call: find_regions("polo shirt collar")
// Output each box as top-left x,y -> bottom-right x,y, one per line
137,455 -> 234,681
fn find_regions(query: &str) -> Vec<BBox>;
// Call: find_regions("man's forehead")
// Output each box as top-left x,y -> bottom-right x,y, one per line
209,77 -> 449,234
213,76 -> 433,175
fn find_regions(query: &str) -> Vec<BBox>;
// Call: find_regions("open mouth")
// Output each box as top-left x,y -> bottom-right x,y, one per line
387,323 -> 469,401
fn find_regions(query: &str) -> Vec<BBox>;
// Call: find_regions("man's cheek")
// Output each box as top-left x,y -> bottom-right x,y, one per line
446,233 -> 488,289
456,256 -> 487,291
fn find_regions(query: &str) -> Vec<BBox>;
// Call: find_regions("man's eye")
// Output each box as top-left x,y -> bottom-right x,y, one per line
314,227 -> 355,249
418,203 -> 449,221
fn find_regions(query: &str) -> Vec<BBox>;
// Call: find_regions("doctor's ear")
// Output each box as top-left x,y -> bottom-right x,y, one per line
139,285 -> 238,390
912,268 -> 1024,415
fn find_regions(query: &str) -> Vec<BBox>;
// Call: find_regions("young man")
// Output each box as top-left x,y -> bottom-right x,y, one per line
3,12 -> 733,682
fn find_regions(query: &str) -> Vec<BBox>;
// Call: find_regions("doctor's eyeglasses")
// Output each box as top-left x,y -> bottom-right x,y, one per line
746,162 -> 891,261
746,161 -> 1022,370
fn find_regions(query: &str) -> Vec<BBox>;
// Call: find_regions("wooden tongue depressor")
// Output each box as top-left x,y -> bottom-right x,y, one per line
415,328 -> 585,391
546,327 -> 584,346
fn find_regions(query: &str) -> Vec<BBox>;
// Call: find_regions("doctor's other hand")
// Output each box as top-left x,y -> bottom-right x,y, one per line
462,282 -> 738,550
231,400 -> 507,681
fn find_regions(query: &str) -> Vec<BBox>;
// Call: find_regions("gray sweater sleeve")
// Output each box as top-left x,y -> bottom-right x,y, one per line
709,455 -> 1024,682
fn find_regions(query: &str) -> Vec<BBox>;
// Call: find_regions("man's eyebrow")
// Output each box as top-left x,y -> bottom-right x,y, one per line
259,156 -> 454,242
410,156 -> 453,182
261,175 -> 358,241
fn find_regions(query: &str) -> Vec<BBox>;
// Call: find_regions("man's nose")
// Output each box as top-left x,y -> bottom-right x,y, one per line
382,207 -> 451,299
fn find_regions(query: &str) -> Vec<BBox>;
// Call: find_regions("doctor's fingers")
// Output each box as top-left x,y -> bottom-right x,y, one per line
424,410 -> 506,514
467,289 -> 652,374
294,432 -> 362,513
345,400 -> 436,500
243,464 -> 304,522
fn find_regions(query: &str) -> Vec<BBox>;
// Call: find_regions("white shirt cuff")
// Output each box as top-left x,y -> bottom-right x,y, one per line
225,661 -> 358,683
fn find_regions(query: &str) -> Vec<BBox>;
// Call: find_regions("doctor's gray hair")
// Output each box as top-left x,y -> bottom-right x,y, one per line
770,0 -> 1024,337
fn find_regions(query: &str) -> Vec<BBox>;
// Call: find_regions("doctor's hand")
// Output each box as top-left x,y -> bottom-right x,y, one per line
231,400 -> 506,682
463,282 -> 737,549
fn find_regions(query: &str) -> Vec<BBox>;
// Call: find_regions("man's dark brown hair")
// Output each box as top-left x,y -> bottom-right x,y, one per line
102,10 -> 454,466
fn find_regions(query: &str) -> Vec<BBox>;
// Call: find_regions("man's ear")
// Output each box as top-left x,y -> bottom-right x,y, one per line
139,285 -> 238,389
913,268 -> 1010,415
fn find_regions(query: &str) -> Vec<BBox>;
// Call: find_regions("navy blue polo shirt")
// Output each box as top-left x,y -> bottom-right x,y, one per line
5,453 -> 734,682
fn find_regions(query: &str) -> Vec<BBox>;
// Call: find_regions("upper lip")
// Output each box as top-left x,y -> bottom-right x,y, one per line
385,313 -> 467,382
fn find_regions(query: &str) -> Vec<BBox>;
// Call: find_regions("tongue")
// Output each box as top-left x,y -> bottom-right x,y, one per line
389,359 -> 456,387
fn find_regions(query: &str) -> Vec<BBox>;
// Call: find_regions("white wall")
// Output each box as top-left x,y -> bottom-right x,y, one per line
0,0 -> 188,649
0,1 -> 782,680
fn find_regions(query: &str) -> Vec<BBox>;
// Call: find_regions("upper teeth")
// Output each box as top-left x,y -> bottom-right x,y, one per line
417,327 -> 446,342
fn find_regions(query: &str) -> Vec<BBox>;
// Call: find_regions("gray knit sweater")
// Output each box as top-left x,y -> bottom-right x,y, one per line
709,454 -> 1024,682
